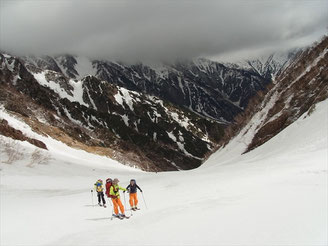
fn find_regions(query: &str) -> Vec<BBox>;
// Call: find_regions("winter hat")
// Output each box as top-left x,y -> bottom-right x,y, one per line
113,178 -> 119,184
106,178 -> 112,183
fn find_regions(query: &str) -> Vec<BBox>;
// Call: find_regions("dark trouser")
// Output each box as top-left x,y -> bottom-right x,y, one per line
97,192 -> 106,205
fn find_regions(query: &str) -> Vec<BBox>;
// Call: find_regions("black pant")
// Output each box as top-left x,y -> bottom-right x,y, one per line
97,191 -> 106,205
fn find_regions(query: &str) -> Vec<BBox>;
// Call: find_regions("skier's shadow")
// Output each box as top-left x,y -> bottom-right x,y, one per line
86,217 -> 111,221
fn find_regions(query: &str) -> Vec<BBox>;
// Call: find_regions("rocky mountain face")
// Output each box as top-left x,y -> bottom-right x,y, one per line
0,54 -> 224,171
22,56 -> 271,123
222,36 -> 328,152
1,42 -> 314,171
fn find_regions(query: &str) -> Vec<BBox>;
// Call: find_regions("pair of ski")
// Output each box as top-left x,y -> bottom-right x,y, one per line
111,208 -> 140,220
111,214 -> 130,220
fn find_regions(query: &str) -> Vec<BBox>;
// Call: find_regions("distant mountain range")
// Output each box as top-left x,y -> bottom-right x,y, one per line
0,47 -> 305,171
21,53 -> 299,123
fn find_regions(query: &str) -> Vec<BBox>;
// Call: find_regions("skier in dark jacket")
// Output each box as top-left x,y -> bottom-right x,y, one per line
125,179 -> 142,210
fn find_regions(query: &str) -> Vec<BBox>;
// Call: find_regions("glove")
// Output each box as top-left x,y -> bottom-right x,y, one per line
141,190 -> 143,193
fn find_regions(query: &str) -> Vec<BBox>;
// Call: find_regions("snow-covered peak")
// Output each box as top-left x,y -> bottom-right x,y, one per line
55,55 -> 97,80
229,48 -> 302,79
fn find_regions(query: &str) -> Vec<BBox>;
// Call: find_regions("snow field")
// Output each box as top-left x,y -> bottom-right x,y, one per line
1,100 -> 327,245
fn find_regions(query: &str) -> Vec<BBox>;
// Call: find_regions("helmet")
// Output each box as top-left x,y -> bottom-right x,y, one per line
113,178 -> 119,184
98,179 -> 102,182
106,178 -> 112,183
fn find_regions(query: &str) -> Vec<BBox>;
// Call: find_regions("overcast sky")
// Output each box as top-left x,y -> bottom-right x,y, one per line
0,0 -> 327,62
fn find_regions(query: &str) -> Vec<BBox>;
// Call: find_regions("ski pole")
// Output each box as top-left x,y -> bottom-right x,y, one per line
126,192 -> 133,216
123,192 -> 132,216
123,192 -> 133,216
110,199 -> 114,220
123,192 -> 127,209
91,190 -> 94,206
141,192 -> 148,209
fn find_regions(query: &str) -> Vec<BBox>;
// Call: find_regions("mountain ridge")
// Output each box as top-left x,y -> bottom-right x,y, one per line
21,55 -> 274,123
1,43 -> 318,171
220,36 -> 328,153
0,54 -> 225,171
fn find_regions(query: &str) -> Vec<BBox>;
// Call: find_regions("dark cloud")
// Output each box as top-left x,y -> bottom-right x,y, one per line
1,0 -> 327,62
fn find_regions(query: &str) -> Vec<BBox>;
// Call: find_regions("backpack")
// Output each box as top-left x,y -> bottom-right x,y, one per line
95,182 -> 103,192
106,182 -> 117,198
105,182 -> 111,197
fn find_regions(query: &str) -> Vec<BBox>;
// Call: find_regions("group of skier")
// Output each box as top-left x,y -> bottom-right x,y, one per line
94,178 -> 143,219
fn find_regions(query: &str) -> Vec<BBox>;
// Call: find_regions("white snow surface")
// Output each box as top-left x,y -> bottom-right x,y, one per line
54,56 -> 96,80
33,71 -> 89,107
114,87 -> 135,111
1,100 -> 327,246
74,56 -> 97,79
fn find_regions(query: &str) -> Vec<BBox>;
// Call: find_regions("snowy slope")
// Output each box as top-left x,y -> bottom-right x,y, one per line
1,89 -> 327,246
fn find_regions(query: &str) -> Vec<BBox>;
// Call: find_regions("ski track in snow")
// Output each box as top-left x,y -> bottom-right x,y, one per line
0,100 -> 327,246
